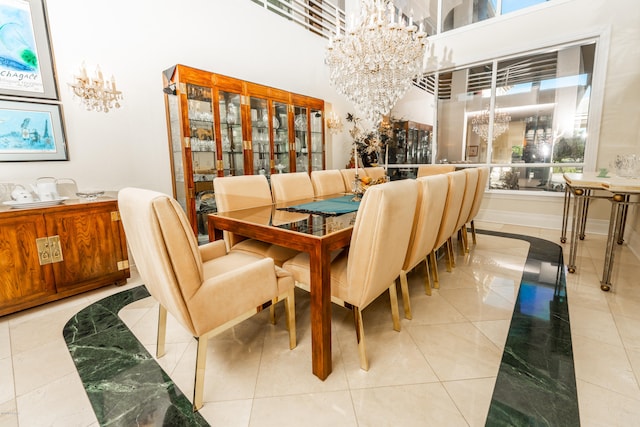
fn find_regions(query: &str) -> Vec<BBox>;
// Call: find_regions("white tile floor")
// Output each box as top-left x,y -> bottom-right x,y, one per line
1,222 -> 640,426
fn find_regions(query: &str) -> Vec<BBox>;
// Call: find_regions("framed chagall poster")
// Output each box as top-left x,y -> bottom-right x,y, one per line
0,0 -> 58,99
0,99 -> 67,161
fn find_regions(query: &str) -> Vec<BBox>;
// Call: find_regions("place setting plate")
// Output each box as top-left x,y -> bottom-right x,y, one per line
3,197 -> 69,209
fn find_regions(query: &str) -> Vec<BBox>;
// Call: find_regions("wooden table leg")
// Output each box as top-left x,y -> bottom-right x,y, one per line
309,243 -> 332,380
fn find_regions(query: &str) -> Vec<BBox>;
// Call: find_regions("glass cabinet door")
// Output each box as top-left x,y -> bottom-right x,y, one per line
273,101 -> 290,174
219,90 -> 244,176
249,96 -> 271,176
310,109 -> 324,171
407,126 -> 418,163
293,106 -> 309,172
166,94 -> 185,210
186,84 -> 216,243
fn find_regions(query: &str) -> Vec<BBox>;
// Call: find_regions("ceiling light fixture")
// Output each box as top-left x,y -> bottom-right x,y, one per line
325,0 -> 427,129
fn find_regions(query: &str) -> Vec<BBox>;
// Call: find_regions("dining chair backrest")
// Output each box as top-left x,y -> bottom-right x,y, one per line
467,166 -> 490,223
214,175 -> 272,211
433,170 -> 467,250
403,174 -> 449,272
455,168 -> 480,232
310,169 -> 345,197
340,168 -> 367,193
119,187 -> 204,335
214,175 -> 273,249
363,166 -> 386,180
342,179 -> 418,309
417,164 -> 456,177
270,172 -> 314,203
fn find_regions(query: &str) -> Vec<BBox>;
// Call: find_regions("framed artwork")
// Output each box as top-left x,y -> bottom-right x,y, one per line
0,0 -> 58,99
0,99 -> 67,161
468,145 -> 479,157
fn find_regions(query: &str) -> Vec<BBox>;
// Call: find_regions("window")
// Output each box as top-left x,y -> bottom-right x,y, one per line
442,0 -> 551,32
435,41 -> 595,192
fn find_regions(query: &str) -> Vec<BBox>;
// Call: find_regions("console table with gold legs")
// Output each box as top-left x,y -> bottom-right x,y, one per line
562,173 -> 639,291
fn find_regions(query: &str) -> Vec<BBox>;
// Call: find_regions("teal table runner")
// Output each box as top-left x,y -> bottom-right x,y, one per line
278,195 -> 360,216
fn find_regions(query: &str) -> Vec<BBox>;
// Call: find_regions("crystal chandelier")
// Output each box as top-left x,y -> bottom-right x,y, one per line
471,106 -> 511,141
325,0 -> 427,128
68,64 -> 123,113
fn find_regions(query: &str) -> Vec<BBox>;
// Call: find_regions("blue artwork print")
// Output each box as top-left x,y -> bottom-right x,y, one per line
0,0 -> 43,93
0,107 -> 56,153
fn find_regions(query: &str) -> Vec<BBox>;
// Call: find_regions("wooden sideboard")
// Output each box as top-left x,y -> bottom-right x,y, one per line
0,198 -> 130,316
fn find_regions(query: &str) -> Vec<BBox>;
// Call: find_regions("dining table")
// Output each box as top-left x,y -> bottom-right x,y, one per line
562,173 -> 640,291
207,194 -> 360,380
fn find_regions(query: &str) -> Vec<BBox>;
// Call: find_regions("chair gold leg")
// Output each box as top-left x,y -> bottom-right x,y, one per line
471,220 -> 477,245
284,289 -> 297,350
193,334 -> 209,411
423,257 -> 432,296
446,238 -> 454,271
389,282 -> 401,332
399,271 -> 412,319
458,229 -> 465,255
269,299 -> 277,325
430,250 -> 440,289
352,307 -> 369,371
461,226 -> 469,254
156,304 -> 167,358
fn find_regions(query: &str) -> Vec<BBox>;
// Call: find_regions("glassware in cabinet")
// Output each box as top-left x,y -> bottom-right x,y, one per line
187,83 -> 216,243
249,96 -> 271,176
273,101 -> 290,174
219,90 -> 244,176
294,106 -> 309,172
310,108 -> 324,171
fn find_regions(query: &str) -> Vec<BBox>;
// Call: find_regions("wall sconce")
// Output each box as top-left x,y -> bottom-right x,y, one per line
326,111 -> 343,135
68,63 -> 123,113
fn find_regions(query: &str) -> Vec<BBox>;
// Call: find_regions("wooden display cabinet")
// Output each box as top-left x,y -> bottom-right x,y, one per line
390,120 -> 433,165
162,64 -> 325,242
0,199 -> 130,317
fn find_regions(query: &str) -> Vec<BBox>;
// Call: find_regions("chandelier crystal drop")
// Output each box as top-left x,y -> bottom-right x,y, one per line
471,106 -> 511,141
325,0 -> 427,128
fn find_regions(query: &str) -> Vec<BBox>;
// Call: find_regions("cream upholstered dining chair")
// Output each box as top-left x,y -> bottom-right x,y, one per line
416,164 -> 456,177
430,170 -> 467,288
466,166 -> 490,245
283,179 -> 419,370
310,169 -> 346,197
118,187 -> 296,411
270,171 -> 315,203
213,175 -> 298,267
453,168 -> 480,255
399,174 -> 448,319
363,166 -> 386,180
339,168 -> 367,193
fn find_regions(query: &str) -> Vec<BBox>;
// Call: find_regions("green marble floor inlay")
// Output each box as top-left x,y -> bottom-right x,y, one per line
482,231 -> 579,427
63,286 -> 209,427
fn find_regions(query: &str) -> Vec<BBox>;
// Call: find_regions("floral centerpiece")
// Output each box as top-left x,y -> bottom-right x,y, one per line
345,113 -> 392,168
345,113 -> 392,200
